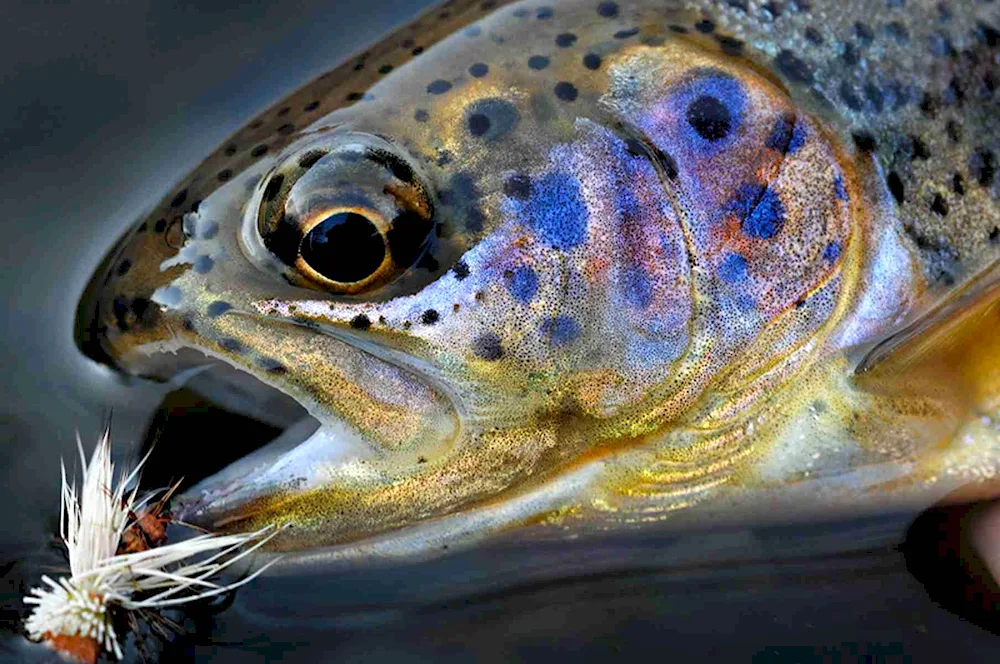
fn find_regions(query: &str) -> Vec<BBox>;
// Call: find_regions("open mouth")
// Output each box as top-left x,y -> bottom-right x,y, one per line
131,349 -> 328,524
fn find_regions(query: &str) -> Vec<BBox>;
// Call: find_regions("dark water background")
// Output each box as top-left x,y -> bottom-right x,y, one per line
0,1 -> 997,661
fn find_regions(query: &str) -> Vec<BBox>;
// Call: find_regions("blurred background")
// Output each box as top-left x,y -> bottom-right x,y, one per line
0,1 -> 997,661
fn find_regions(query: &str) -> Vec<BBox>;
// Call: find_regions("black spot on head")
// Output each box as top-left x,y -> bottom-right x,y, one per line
969,149 -> 996,187
841,42 -> 859,66
219,338 -> 245,353
919,92 -> 939,118
473,332 -> 504,361
853,22 -> 874,45
427,79 -> 453,94
116,259 -> 131,277
263,174 -> 284,202
952,172 -> 965,195
556,32 -> 577,47
668,24 -> 688,34
350,314 -> 371,330
412,46 -> 425,56
217,169 -> 232,182
468,113 -> 490,137
224,144 -> 237,156
421,309 -> 440,325
887,171 -> 905,204
504,173 -> 531,199
945,120 -> 961,143
346,92 -> 364,102
298,150 -> 325,169
990,226 -> 1000,245
583,52 -> 602,69
910,136 -> 930,160
469,62 -> 489,78
528,55 -> 549,70
259,358 -> 286,374
930,193 -> 949,216
251,144 -> 268,158
774,50 -> 814,85
277,123 -> 295,136
305,101 -> 320,111
839,81 -> 863,111
884,21 -> 909,43
597,2 -> 618,18
686,95 -> 731,141
695,19 -> 715,34
154,218 -> 167,233
716,35 -> 744,55
207,301 -> 231,317
804,27 -> 823,44
536,6 -> 553,19
614,27 -> 639,39
378,64 -> 393,74
453,260 -> 470,280
863,82 -> 884,113
170,190 -> 188,209
974,21 -> 999,48
851,131 -> 877,152
465,98 -> 519,141
414,109 -> 429,123
554,82 -> 578,102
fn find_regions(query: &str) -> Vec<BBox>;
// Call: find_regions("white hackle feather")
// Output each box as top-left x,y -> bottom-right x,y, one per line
23,429 -> 279,660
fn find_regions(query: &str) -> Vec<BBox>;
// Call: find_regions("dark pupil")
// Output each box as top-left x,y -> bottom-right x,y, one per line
686,95 -> 731,141
300,212 -> 385,282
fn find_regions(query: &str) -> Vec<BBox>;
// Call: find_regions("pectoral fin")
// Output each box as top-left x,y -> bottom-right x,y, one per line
854,259 -> 1000,414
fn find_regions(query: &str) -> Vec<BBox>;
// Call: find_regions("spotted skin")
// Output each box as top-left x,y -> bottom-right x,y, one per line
77,0 -> 999,553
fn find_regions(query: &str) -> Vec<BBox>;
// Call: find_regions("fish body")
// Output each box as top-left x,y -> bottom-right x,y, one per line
76,0 -> 1000,554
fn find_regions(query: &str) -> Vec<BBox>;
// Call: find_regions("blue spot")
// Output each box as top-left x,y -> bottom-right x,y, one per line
789,123 -> 807,153
200,221 -> 219,239
732,184 -> 785,239
823,241 -> 841,261
541,315 -> 580,346
719,253 -> 749,283
193,255 -> 214,274
624,267 -> 653,308
526,172 -> 588,249
507,265 -> 538,303
833,175 -> 848,201
206,301 -> 231,317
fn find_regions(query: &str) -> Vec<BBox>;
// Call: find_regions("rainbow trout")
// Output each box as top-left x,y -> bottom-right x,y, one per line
76,0 -> 1000,555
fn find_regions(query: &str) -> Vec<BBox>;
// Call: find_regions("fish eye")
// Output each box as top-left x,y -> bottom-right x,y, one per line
300,211 -> 387,284
248,132 -> 435,295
